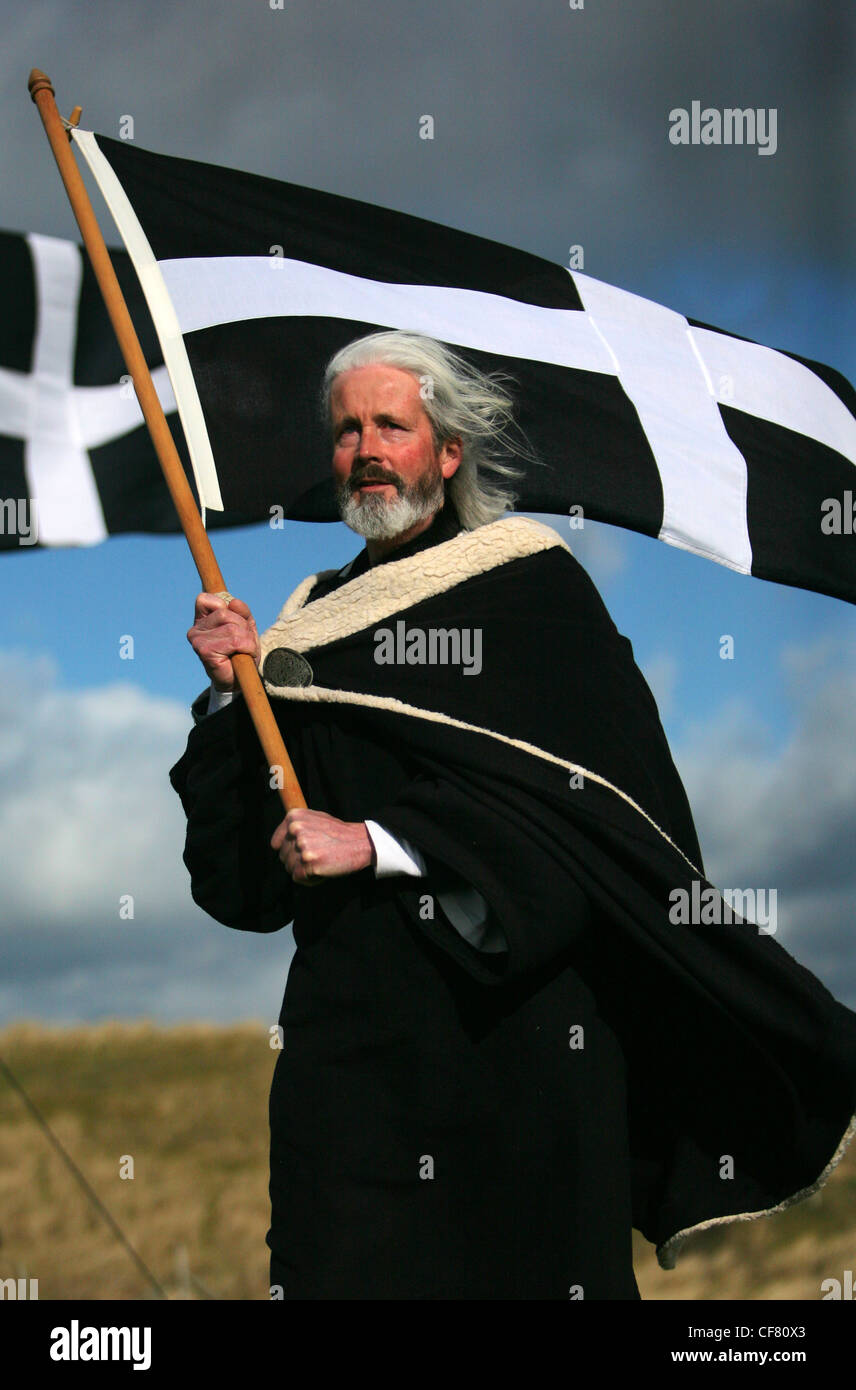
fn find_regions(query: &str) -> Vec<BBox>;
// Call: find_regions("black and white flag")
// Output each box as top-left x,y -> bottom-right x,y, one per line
0,227 -> 265,550
67,130 -> 856,603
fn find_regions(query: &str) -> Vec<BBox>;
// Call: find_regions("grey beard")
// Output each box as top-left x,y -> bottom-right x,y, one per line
336,469 -> 446,540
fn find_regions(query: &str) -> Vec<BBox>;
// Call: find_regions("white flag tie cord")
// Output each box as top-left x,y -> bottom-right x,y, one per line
71,127 -> 222,512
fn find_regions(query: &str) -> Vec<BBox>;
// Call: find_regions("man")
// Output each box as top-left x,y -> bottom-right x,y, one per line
170,330 -> 856,1301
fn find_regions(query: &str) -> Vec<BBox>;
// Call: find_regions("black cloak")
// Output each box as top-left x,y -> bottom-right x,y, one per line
169,512 -> 856,1301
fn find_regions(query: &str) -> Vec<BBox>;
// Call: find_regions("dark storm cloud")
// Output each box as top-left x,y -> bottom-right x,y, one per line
4,0 -> 851,288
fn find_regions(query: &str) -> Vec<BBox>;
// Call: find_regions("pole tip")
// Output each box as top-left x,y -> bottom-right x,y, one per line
28,69 -> 54,101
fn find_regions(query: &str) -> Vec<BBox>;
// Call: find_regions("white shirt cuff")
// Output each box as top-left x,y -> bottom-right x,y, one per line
365,820 -> 427,877
207,683 -> 238,715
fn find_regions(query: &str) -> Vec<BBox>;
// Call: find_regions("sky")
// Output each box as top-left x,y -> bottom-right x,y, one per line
0,0 -> 853,1025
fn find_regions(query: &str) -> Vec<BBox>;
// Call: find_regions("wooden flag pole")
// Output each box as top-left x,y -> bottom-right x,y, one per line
28,68 -> 306,812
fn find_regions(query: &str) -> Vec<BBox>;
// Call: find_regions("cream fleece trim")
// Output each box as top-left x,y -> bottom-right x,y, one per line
656,1108 -> 856,1270
258,681 -> 705,877
259,514 -> 568,660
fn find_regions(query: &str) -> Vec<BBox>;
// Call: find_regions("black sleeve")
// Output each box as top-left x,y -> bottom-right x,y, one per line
168,693 -> 294,933
373,770 -> 597,986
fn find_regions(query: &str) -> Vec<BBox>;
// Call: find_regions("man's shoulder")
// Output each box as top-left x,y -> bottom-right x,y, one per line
286,516 -> 570,602
256,515 -> 602,672
386,513 -> 574,591
444,515 -> 589,602
476,514 -> 570,550
457,515 -> 572,572
287,516 -> 573,614
424,517 -> 587,613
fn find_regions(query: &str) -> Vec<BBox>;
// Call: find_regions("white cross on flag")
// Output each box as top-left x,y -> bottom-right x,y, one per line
60,131 -> 856,601
0,228 -> 266,549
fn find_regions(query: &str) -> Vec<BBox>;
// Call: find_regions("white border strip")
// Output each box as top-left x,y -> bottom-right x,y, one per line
70,129 -> 223,511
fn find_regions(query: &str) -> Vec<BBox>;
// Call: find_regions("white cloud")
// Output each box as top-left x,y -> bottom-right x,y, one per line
0,651 -> 291,1023
0,651 -> 191,920
672,639 -> 856,1007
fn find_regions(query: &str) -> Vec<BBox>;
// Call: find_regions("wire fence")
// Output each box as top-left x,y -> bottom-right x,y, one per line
0,1053 -> 169,1299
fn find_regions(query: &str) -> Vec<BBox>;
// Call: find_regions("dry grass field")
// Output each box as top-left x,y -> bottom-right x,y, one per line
0,1021 -> 853,1301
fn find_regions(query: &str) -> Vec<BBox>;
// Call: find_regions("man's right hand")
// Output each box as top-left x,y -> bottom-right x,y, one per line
187,593 -> 261,692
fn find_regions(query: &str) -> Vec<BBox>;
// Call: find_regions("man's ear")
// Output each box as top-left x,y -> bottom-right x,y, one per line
440,436 -> 463,479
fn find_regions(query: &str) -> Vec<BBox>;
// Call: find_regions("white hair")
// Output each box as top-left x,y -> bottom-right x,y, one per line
321,330 -> 540,529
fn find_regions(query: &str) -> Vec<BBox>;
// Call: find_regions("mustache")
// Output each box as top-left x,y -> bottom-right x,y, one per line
350,468 -> 402,491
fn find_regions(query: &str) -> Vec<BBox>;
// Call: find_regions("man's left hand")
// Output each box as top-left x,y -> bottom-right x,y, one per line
271,809 -> 375,886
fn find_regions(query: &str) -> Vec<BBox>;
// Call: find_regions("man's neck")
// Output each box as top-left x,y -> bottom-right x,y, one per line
366,509 -> 441,566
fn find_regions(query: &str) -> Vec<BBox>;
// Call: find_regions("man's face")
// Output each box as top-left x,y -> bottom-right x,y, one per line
330,364 -> 460,540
